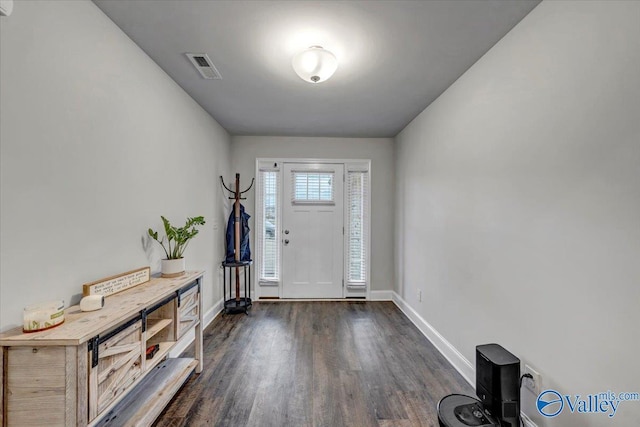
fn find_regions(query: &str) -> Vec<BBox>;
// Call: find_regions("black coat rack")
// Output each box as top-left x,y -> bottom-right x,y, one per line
220,173 -> 254,314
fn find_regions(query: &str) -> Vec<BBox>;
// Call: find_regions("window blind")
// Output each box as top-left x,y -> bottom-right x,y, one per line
347,170 -> 368,285
291,171 -> 334,204
258,169 -> 279,281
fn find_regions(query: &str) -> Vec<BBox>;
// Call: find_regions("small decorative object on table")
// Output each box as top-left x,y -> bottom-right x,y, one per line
146,343 -> 160,360
23,299 -> 65,332
83,266 -> 150,297
80,295 -> 105,312
148,215 -> 205,277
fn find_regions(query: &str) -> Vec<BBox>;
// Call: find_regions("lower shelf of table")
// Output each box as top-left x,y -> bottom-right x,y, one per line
224,297 -> 252,314
93,357 -> 197,427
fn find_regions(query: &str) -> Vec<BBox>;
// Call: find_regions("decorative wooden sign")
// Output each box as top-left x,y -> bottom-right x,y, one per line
83,266 -> 151,297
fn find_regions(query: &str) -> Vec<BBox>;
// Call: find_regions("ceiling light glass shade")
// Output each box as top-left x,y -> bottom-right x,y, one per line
292,46 -> 338,84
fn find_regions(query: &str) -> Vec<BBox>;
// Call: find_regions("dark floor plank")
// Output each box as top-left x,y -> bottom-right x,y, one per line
154,301 -> 473,427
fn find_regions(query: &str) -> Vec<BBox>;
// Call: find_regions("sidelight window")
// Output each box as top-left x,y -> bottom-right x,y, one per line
346,168 -> 368,286
257,168 -> 279,281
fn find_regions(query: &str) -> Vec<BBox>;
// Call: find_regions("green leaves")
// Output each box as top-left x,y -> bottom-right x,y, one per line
148,216 -> 206,260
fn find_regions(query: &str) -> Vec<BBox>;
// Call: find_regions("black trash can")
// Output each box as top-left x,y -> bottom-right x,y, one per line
437,394 -> 499,427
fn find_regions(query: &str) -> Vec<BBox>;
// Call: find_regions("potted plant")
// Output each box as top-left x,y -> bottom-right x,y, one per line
148,215 -> 205,277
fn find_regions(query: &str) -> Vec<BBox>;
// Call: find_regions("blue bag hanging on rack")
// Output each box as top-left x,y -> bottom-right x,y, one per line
225,203 -> 251,263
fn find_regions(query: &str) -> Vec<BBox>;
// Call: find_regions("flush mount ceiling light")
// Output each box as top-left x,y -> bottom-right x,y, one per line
292,46 -> 338,84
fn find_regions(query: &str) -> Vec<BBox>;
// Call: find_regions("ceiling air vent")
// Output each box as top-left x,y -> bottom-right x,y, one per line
186,53 -> 222,80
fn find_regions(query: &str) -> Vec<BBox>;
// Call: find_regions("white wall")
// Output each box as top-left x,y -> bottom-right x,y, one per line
231,136 -> 395,293
0,0 -> 231,331
394,1 -> 639,426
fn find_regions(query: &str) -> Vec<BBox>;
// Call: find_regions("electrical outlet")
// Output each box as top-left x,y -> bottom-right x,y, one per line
524,364 -> 542,395
417,289 -> 422,302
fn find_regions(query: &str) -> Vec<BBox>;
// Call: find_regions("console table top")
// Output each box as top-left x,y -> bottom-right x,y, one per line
0,270 -> 204,346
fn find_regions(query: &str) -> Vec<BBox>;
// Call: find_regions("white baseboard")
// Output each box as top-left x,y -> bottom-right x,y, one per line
390,293 -> 539,424
520,412 -> 539,427
391,292 -> 474,386
169,298 -> 224,357
257,298 -> 355,302
370,290 -> 393,300
204,297 -> 224,326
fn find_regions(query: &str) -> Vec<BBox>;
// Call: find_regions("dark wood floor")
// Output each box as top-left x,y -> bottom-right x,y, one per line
155,301 -> 473,427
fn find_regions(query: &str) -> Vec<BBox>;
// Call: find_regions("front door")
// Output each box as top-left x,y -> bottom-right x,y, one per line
282,163 -> 344,298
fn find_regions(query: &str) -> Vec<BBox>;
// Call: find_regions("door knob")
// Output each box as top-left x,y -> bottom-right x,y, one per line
284,239 -> 290,245
284,230 -> 290,234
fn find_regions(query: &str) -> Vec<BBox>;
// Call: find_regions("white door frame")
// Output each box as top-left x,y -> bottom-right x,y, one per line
254,158 -> 372,300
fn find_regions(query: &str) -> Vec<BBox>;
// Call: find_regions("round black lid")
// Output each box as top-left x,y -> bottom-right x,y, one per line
437,394 -> 498,427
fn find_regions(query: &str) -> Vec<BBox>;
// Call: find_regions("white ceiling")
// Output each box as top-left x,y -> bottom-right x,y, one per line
93,0 -> 540,138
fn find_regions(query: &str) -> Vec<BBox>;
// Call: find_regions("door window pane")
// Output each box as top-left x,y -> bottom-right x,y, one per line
292,172 -> 334,204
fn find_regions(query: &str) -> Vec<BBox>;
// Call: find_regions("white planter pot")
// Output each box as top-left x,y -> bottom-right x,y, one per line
161,258 -> 185,278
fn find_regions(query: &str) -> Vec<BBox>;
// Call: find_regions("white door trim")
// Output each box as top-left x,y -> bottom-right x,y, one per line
255,158 -> 372,300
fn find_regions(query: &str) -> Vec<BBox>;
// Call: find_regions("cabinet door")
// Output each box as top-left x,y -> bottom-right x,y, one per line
3,346 -> 69,426
176,285 -> 200,339
89,320 -> 143,420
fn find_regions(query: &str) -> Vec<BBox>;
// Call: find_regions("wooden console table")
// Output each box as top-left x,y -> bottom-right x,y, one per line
0,271 -> 204,426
